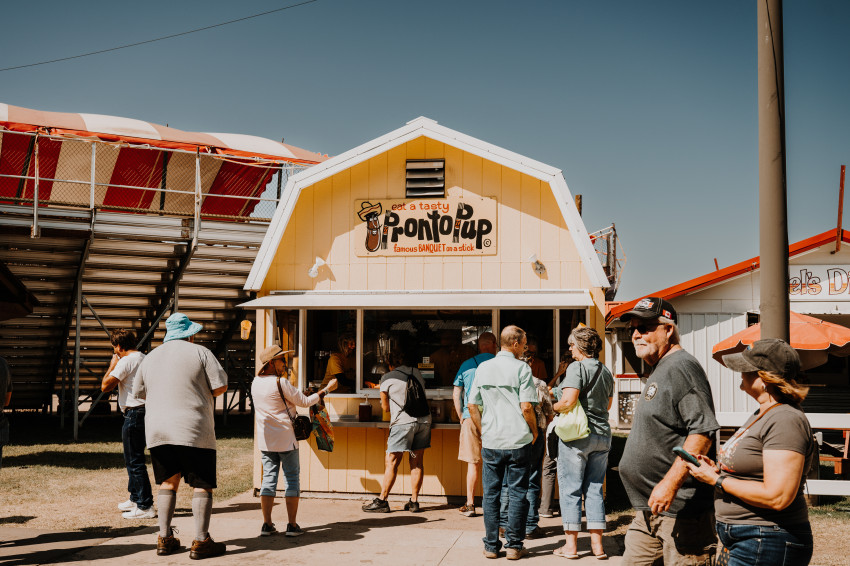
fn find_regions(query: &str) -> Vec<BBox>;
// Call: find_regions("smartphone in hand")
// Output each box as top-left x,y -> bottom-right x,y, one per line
673,446 -> 700,466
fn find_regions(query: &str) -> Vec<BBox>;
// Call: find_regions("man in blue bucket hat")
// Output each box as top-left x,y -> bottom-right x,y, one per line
133,313 -> 229,559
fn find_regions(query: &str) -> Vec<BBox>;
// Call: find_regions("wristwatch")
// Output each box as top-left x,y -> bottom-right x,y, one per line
715,475 -> 726,494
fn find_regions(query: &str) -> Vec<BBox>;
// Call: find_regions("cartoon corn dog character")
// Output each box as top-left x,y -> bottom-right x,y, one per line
357,201 -> 383,253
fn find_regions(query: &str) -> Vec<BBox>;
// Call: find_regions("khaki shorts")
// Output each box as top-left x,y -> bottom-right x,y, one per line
458,418 -> 482,463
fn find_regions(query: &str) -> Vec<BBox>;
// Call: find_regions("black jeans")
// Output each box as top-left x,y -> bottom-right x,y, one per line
122,406 -> 153,509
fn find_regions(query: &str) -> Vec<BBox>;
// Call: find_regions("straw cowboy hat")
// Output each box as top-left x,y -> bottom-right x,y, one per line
259,345 -> 295,367
163,313 -> 203,342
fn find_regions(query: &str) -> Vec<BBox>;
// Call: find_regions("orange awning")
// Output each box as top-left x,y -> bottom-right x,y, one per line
712,311 -> 850,370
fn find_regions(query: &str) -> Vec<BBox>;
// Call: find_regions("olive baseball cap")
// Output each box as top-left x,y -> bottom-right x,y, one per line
618,297 -> 678,324
722,338 -> 800,379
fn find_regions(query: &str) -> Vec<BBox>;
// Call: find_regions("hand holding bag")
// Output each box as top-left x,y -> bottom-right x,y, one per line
277,376 -> 314,442
553,361 -> 603,443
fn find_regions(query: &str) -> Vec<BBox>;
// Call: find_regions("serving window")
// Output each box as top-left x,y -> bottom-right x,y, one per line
362,309 -> 493,390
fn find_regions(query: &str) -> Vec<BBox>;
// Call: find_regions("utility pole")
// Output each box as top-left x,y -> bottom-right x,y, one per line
758,0 -> 790,341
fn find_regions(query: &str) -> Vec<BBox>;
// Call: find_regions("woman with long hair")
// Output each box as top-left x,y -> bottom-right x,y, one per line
685,338 -> 814,565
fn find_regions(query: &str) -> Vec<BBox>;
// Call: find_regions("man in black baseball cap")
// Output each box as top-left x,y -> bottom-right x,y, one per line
617,297 -> 719,565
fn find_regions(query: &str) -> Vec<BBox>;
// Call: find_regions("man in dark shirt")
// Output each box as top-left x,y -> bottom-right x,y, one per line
617,298 -> 719,565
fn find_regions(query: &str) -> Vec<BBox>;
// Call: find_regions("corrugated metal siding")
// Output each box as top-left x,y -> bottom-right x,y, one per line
678,313 -> 756,414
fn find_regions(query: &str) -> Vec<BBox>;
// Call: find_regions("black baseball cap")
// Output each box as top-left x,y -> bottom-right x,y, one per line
722,339 -> 800,380
618,297 -> 678,324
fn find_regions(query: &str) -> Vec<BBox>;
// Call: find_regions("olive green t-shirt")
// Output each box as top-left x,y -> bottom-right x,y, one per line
715,403 -> 813,526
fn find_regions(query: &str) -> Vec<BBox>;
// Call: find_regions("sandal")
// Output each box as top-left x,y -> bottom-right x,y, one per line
553,546 -> 579,559
593,553 -> 609,560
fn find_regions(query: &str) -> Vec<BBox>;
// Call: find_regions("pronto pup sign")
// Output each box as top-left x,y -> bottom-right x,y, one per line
354,192 -> 498,256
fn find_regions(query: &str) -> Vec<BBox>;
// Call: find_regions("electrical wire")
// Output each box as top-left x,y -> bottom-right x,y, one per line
0,0 -> 319,73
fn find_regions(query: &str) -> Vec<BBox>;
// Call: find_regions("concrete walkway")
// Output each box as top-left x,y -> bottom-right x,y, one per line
1,492 -> 623,565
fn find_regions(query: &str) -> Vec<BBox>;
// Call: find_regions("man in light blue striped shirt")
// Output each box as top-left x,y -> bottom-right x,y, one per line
468,325 -> 538,560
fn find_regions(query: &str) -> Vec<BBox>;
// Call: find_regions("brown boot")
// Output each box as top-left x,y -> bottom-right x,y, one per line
189,536 -> 225,560
156,532 -> 181,556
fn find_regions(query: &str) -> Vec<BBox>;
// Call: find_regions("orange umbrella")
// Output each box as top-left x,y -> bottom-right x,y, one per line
712,311 -> 850,370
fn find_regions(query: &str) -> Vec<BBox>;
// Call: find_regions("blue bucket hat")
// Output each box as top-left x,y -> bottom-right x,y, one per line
163,312 -> 203,342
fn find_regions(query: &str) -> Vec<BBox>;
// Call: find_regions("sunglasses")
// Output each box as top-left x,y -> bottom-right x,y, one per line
631,322 -> 663,335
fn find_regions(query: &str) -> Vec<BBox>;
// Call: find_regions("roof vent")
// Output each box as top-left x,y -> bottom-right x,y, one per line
406,159 -> 445,198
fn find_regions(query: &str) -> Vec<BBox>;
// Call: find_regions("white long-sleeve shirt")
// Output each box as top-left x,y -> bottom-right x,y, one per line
252,374 -> 321,452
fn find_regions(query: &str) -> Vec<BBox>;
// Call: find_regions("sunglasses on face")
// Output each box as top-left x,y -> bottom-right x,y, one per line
631,322 -> 663,335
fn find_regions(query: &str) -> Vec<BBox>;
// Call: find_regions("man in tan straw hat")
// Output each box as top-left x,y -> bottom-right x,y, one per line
133,312 -> 228,559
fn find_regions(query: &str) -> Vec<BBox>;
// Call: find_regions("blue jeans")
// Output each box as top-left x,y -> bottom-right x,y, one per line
260,449 -> 300,497
499,430 -> 545,534
122,406 -> 153,509
557,432 -> 610,531
481,443 -> 532,552
716,521 -> 813,566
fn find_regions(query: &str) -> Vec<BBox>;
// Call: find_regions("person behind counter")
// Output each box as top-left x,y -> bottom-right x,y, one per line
322,332 -> 356,393
524,336 -> 548,382
362,350 -> 432,514
431,329 -> 477,387
684,339 -> 814,566
253,345 -> 338,537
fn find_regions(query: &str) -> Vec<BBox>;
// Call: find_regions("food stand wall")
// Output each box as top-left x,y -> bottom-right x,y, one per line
242,117 -> 610,497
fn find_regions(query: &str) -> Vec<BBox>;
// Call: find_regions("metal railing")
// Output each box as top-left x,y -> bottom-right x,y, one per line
0,129 -> 311,232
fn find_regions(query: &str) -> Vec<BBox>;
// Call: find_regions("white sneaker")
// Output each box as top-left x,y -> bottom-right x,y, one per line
117,499 -> 137,512
123,506 -> 157,519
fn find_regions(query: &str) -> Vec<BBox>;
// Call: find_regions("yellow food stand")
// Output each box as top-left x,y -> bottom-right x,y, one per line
241,117 -> 610,497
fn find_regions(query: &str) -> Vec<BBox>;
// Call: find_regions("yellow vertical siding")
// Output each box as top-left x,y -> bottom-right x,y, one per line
266,135 -> 599,293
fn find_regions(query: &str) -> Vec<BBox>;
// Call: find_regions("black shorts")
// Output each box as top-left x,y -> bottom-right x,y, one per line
150,445 -> 217,489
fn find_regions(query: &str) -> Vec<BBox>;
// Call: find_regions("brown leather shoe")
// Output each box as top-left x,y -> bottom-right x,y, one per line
189,536 -> 225,560
156,533 -> 181,556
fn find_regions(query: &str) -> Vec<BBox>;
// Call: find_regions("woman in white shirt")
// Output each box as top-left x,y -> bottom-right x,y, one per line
252,345 -> 337,537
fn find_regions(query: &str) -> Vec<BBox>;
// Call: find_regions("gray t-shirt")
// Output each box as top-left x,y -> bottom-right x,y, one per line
715,403 -> 813,526
0,356 -> 10,429
133,340 -> 228,450
379,366 -> 431,427
559,358 -> 614,437
619,349 -> 720,517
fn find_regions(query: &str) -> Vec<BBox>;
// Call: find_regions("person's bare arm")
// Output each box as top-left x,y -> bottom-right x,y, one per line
648,433 -> 712,515
380,391 -> 390,414
552,387 -> 580,413
211,385 -> 227,397
468,404 -> 482,433
4,391 -> 10,407
101,354 -> 120,392
520,401 -> 538,444
687,450 -> 806,511
452,386 -> 464,421
607,396 -> 613,411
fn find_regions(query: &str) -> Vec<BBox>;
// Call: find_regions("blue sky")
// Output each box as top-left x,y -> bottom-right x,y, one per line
1,1 -> 848,300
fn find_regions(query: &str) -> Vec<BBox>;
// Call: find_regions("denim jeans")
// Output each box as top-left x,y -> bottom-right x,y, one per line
716,521 -> 813,566
260,449 -> 300,497
481,443 -> 532,552
122,406 -> 153,509
557,432 -> 610,531
499,430 -> 545,534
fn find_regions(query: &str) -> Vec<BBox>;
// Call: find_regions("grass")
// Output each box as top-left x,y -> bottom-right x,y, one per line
0,412 -> 254,535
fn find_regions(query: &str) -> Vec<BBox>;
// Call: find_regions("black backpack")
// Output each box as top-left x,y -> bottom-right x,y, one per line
400,370 -> 430,418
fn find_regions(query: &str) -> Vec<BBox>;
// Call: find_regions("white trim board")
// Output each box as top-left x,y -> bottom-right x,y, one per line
245,117 -> 609,291
239,289 -> 593,309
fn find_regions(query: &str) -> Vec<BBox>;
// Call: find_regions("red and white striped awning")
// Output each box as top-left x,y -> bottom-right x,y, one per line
0,102 -> 328,163
0,102 -> 329,218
